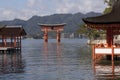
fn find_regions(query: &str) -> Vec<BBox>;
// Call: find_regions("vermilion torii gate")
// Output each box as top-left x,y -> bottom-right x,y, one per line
39,23 -> 66,42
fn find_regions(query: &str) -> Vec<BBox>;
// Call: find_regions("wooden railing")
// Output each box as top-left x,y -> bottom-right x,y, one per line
92,44 -> 120,61
93,45 -> 120,54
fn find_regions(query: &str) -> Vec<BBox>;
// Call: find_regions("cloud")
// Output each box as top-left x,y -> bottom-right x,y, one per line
27,0 -> 36,7
0,0 -> 107,21
56,0 -> 106,14
0,8 -> 16,20
0,8 -> 39,21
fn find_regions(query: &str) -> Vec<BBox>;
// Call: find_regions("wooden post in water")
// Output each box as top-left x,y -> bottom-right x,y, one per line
44,28 -> 48,42
57,30 -> 60,42
112,46 -> 114,61
92,45 -> 95,61
4,37 -> 6,47
20,36 -> 22,51
11,35 -> 13,48
14,37 -> 16,48
2,35 -> 4,47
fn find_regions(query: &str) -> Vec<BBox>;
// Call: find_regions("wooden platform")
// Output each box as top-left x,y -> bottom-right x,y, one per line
92,45 -> 120,61
0,47 -> 15,51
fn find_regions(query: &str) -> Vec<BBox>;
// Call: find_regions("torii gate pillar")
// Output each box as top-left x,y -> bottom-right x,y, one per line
57,30 -> 61,42
44,28 -> 48,42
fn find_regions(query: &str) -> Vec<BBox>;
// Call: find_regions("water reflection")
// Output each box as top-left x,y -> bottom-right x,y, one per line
43,42 -> 48,61
0,50 -> 24,74
15,39 -> 94,80
43,42 -> 63,79
56,42 -> 62,65
43,42 -> 62,65
42,41 -> 93,80
93,59 -> 120,80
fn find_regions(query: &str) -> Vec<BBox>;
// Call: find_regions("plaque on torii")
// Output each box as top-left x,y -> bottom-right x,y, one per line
38,23 -> 66,42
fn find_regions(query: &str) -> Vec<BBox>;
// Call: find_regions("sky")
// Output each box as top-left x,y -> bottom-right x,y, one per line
0,0 -> 107,21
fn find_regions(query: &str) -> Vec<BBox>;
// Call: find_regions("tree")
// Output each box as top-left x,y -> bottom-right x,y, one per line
77,0 -> 115,42
77,24 -> 102,40
104,0 -> 117,7
103,7 -> 112,14
104,0 -> 118,14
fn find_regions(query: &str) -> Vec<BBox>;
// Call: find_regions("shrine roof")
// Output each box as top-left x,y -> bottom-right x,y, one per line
83,0 -> 120,24
0,26 -> 26,36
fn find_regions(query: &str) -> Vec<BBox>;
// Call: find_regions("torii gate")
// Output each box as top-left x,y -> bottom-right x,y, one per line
39,23 -> 66,42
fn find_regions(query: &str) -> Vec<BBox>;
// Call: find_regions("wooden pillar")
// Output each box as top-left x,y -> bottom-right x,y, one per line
106,29 -> 113,47
2,36 -> 4,47
20,36 -> 22,51
16,36 -> 20,49
112,46 -> 114,61
4,37 -> 6,47
14,37 -> 16,48
11,35 -> 13,47
106,29 -> 113,60
44,28 -> 48,42
92,45 -> 95,61
57,30 -> 60,42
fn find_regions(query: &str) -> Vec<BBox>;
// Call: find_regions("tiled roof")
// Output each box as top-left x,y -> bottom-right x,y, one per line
0,26 -> 26,36
83,0 -> 120,24
38,23 -> 66,27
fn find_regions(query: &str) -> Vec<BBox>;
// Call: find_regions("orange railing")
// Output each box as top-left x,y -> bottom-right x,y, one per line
92,44 -> 120,61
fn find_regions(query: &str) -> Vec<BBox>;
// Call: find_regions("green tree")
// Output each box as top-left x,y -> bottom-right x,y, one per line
104,0 -> 118,14
104,0 -> 117,7
77,0 -> 116,43
77,24 -> 101,40
103,7 -> 112,14
0,24 -> 6,30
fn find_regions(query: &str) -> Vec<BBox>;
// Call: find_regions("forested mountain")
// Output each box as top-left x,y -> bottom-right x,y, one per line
0,12 -> 101,37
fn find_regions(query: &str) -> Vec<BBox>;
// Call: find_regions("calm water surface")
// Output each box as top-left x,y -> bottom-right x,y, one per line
0,39 -> 119,80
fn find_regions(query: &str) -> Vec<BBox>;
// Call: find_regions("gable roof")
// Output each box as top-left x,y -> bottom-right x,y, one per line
0,26 -> 26,36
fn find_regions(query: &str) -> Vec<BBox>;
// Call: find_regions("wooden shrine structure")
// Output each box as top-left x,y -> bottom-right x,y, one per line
0,26 -> 26,51
39,23 -> 66,42
83,0 -> 120,61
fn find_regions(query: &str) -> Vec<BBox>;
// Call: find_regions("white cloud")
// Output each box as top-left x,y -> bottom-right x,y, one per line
0,0 -> 107,21
0,9 -> 16,20
27,0 -> 36,7
56,0 -> 106,14
0,8 -> 39,21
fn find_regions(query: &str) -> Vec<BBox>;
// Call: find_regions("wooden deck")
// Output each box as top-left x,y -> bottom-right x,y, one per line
0,47 -> 15,50
0,47 -> 21,54
0,42 -> 21,51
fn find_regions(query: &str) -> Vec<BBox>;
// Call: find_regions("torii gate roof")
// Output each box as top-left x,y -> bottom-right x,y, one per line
38,23 -> 66,27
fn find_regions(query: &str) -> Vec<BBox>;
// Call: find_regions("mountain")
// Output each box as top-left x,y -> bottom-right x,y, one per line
0,12 -> 101,37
